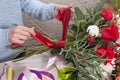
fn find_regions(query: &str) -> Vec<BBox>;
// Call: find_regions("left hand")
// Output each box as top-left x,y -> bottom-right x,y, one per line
54,4 -> 74,17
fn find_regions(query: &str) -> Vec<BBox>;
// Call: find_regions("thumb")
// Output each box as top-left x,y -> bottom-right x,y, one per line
68,4 -> 73,9
30,27 -> 36,36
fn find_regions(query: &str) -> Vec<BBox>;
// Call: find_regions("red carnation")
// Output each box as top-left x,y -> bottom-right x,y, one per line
101,23 -> 119,42
87,36 -> 94,45
116,76 -> 120,80
96,45 -> 114,65
100,8 -> 113,21
96,45 -> 114,59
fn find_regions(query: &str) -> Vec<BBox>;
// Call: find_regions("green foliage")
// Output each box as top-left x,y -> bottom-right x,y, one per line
75,7 -> 85,20
51,0 -> 113,80
58,67 -> 77,80
62,34 -> 106,80
51,48 -> 61,55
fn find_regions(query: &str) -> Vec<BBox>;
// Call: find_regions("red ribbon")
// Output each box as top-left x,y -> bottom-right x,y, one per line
31,31 -> 64,48
11,8 -> 71,48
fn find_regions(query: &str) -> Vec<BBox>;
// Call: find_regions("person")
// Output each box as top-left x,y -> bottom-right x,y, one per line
0,0 -> 73,62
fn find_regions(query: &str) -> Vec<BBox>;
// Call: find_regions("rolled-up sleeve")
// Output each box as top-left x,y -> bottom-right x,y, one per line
20,0 -> 56,21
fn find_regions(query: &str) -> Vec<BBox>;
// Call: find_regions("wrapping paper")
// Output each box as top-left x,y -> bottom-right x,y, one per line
0,51 -> 63,80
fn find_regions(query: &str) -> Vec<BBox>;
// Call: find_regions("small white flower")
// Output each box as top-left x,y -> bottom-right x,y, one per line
113,14 -> 120,33
117,17 -> 120,33
116,37 -> 120,44
87,25 -> 99,37
100,58 -> 115,73
115,38 -> 120,51
100,62 -> 115,79
113,14 -> 119,19
116,47 -> 120,52
116,14 -> 120,18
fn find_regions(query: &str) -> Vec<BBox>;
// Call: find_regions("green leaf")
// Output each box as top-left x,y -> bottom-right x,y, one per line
75,7 -> 85,20
69,24 -> 78,33
80,21 -> 87,32
75,20 -> 87,32
50,48 -> 61,55
77,32 -> 87,40
59,67 -> 78,73
58,67 -> 78,80
67,35 -> 76,42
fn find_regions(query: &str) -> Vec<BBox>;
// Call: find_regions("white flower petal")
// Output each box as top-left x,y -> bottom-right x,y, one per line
87,25 -> 99,37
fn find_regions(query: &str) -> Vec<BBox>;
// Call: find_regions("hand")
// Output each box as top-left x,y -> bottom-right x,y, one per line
8,26 -> 35,44
54,4 -> 74,17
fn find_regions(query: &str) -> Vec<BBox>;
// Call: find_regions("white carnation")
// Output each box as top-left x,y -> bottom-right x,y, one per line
100,63 -> 114,74
113,14 -> 120,33
117,17 -> 120,33
100,60 -> 115,80
116,38 -> 120,51
87,25 -> 99,37
113,14 -> 119,19
116,37 -> 120,44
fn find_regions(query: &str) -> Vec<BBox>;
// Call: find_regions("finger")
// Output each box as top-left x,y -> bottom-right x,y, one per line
56,4 -> 69,10
17,29 -> 31,37
71,8 -> 75,16
16,26 -> 35,36
67,4 -> 74,16
12,38 -> 25,44
68,4 -> 73,9
21,26 -> 36,36
18,26 -> 36,36
29,27 -> 36,36
69,4 -> 74,14
15,34 -> 28,41
20,26 -> 33,32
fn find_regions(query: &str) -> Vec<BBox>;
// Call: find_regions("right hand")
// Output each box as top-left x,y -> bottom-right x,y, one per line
54,4 -> 74,17
8,26 -> 35,44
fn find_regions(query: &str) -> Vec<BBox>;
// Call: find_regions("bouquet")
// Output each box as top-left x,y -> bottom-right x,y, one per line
14,0 -> 120,80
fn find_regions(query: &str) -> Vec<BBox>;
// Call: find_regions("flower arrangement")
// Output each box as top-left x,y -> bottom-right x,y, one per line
14,0 -> 120,80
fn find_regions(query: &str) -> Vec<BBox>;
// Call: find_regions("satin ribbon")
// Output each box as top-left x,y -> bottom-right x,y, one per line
31,31 -> 65,48
11,8 -> 71,48
45,56 -> 66,69
0,64 -> 8,80
18,67 -> 55,80
23,67 -> 40,80
18,56 -> 77,80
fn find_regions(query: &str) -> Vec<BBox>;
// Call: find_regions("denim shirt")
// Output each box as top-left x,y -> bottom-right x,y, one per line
0,0 -> 55,62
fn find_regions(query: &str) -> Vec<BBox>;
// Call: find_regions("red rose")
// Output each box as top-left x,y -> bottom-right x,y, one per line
100,8 -> 113,21
96,45 -> 114,59
101,23 -> 119,42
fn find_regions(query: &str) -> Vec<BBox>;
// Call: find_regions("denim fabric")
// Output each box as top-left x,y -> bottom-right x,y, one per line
0,0 -> 55,62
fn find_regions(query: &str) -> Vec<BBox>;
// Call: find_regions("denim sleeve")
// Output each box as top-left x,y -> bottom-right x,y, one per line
20,0 -> 56,21
0,29 -> 11,48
